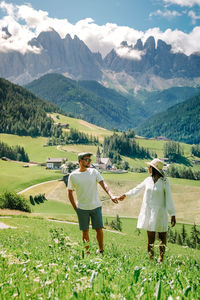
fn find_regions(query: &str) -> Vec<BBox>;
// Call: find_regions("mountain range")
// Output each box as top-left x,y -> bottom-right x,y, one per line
1,29 -> 200,92
0,74 -> 199,143
1,29 -> 200,143
25,73 -> 200,143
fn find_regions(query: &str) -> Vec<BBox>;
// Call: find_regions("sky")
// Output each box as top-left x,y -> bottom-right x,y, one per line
0,0 -> 200,58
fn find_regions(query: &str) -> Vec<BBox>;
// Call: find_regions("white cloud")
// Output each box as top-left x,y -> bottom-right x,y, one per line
0,1 -> 200,57
149,9 -> 182,18
116,46 -> 145,60
163,0 -> 200,7
149,9 -> 181,19
188,10 -> 200,24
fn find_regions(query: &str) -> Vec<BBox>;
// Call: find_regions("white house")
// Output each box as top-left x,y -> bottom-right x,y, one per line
46,158 -> 66,169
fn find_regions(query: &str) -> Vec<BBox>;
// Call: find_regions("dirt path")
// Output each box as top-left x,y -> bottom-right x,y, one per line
18,179 -> 59,194
48,219 -> 125,235
0,222 -> 16,229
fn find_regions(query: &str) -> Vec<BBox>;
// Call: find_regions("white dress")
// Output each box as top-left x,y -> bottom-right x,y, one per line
125,176 -> 176,232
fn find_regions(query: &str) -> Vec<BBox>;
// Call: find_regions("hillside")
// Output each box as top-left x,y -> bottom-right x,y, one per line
136,93 -> 200,144
0,78 -> 61,137
26,73 -> 200,132
25,74 -> 132,130
129,86 -> 200,117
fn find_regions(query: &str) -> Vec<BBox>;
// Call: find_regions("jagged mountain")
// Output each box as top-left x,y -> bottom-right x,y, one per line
1,30 -> 200,92
104,36 -> 200,80
136,93 -> 200,144
0,30 -> 102,85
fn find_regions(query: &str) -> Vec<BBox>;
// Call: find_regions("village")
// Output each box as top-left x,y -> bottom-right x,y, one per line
46,147 -> 124,174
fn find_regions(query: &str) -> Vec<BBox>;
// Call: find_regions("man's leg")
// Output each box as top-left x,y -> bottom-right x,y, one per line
91,207 -> 104,253
95,228 -> 104,252
147,231 -> 156,259
158,232 -> 167,262
76,208 -> 90,253
82,229 -> 90,253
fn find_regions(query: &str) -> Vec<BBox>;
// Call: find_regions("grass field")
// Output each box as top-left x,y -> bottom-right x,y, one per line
50,113 -> 112,142
0,160 -> 63,193
0,215 -> 199,299
20,170 -> 200,225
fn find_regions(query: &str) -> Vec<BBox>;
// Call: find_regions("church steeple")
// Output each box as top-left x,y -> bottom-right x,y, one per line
96,146 -> 101,164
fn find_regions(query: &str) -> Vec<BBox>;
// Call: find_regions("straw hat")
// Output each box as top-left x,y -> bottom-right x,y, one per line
146,158 -> 165,175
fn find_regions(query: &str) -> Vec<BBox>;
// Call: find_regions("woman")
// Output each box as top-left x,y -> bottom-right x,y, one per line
119,158 -> 176,262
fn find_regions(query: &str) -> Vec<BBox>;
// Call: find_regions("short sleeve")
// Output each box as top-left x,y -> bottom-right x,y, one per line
125,178 -> 147,198
165,178 -> 176,216
96,170 -> 103,182
67,174 -> 74,190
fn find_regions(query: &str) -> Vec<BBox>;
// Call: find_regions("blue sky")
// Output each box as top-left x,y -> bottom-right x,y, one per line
0,0 -> 200,57
1,0 -> 200,32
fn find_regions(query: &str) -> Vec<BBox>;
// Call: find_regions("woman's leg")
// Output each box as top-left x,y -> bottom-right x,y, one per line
147,231 -> 156,259
158,232 -> 167,261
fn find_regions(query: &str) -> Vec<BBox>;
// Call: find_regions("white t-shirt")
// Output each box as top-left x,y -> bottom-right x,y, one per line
67,168 -> 103,210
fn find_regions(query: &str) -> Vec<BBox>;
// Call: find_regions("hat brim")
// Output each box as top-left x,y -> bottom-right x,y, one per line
146,162 -> 164,176
78,152 -> 93,160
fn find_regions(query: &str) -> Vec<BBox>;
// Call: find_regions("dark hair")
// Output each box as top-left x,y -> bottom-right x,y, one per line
152,166 -> 163,178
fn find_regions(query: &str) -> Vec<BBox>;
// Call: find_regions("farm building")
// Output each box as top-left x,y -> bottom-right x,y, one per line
46,158 -> 66,169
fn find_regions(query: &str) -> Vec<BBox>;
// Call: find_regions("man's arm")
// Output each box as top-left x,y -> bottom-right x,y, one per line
68,189 -> 77,211
98,180 -> 118,203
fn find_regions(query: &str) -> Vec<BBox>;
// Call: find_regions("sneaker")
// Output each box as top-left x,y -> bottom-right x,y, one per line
96,249 -> 104,255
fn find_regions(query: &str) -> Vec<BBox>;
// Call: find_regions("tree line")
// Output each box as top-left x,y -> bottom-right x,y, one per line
168,224 -> 200,250
47,128 -> 99,146
167,165 -> 200,180
0,141 -> 29,162
103,131 -> 152,163
191,144 -> 200,158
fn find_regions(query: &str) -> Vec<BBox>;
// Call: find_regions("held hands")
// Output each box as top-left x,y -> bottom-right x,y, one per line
171,216 -> 176,227
110,194 -> 126,203
110,195 -> 119,203
119,194 -> 126,201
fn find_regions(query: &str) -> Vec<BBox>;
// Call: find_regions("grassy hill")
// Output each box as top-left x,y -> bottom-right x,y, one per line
136,93 -> 200,144
1,116 -> 200,298
0,111 -> 197,195
50,113 -> 112,142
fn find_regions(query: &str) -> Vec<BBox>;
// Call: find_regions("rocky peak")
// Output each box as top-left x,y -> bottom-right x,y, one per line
121,41 -> 129,47
144,36 -> 156,51
157,39 -> 171,52
36,29 -> 62,49
134,39 -> 143,51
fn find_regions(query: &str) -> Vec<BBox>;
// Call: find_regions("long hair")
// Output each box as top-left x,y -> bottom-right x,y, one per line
152,166 -> 163,179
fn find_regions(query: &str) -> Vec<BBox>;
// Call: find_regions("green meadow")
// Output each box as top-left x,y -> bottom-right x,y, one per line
0,215 -> 199,299
0,160 -> 63,194
0,114 -> 200,298
50,113 -> 112,142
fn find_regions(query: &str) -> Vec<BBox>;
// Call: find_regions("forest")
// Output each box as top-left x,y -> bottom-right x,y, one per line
0,78 -> 62,137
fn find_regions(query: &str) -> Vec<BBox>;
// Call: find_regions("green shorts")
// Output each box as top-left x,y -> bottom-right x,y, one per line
76,206 -> 103,231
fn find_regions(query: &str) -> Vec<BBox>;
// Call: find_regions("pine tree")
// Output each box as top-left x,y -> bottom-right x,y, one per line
181,224 -> 187,244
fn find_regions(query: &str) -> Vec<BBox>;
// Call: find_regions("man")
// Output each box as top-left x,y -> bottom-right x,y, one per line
67,152 -> 118,254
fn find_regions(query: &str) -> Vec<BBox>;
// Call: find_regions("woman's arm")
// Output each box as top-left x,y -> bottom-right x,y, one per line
119,178 -> 147,201
165,179 -> 176,226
